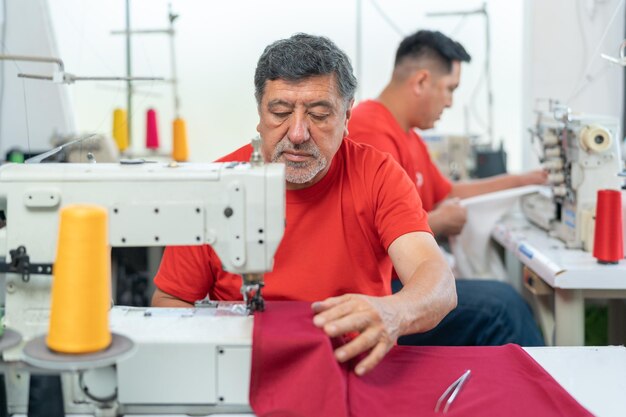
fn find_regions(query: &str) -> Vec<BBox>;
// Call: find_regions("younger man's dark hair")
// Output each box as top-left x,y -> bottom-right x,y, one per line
395,30 -> 471,73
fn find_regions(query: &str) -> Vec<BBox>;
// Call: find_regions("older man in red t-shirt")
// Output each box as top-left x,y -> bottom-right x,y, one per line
349,30 -> 545,346
152,34 -> 457,375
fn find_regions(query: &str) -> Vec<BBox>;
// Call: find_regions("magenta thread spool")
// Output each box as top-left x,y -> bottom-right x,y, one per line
146,108 -> 160,150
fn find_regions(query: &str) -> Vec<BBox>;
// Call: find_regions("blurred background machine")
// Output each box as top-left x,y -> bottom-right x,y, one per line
423,3 -> 509,182
423,134 -> 473,181
522,100 -> 623,251
424,134 -> 508,181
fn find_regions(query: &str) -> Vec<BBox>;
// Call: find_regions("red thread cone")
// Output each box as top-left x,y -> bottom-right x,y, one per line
593,189 -> 623,264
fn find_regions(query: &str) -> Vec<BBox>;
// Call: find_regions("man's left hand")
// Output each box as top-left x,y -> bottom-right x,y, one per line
311,294 -> 402,376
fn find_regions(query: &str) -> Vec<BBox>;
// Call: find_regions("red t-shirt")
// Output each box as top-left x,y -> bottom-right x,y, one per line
348,100 -> 452,212
154,138 -> 430,303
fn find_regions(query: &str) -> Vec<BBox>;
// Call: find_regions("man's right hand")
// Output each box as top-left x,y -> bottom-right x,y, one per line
428,198 -> 467,237
312,294 -> 400,376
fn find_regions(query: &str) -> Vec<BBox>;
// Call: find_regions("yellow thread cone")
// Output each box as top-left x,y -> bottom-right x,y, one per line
172,117 -> 189,162
112,108 -> 129,152
47,205 -> 112,353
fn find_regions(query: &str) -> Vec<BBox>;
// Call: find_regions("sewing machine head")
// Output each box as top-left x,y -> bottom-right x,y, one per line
0,151 -> 285,359
525,100 -> 623,249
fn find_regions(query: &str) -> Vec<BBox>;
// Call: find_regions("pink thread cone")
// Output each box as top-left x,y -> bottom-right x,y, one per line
146,108 -> 160,150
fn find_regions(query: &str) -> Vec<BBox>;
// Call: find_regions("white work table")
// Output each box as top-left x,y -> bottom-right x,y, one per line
492,213 -> 626,345
175,347 -> 626,417
526,346 -> 626,417
155,346 -> 626,417
10,346 -> 626,417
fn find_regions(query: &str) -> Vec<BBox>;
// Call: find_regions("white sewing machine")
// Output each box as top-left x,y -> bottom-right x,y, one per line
423,134 -> 472,181
523,101 -> 623,250
0,147 -> 284,414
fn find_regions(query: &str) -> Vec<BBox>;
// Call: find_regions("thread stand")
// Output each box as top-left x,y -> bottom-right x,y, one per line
22,333 -> 135,372
0,329 -> 22,353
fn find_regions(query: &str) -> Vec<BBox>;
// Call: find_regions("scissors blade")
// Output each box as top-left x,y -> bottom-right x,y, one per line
435,369 -> 471,413
443,370 -> 471,413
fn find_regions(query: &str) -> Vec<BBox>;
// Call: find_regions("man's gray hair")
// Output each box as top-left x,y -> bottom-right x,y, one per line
254,33 -> 357,106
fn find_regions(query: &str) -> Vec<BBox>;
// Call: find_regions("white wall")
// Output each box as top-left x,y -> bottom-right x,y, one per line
4,0 -> 622,171
41,0 -> 525,165
358,0 -> 526,171
0,0 -> 75,155
523,0 -> 625,169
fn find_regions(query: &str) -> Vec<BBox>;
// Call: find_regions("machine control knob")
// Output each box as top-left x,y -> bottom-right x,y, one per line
544,147 -> 561,158
542,130 -> 559,146
548,172 -> 565,184
579,124 -> 612,153
553,185 -> 567,197
543,159 -> 564,170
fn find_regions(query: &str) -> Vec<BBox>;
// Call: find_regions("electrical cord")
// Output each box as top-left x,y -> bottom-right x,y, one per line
575,0 -> 590,87
368,0 -> 406,37
467,71 -> 488,131
78,370 -> 118,404
450,16 -> 469,38
567,0 -> 624,102
21,78 -> 30,154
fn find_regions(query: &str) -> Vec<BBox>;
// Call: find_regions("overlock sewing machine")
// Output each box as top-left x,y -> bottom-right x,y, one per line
523,100 -> 623,250
0,141 -> 284,415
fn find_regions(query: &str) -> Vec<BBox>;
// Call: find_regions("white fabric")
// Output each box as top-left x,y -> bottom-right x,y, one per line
450,185 -> 543,281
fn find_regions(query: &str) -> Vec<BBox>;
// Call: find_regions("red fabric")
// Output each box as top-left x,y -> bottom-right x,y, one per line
154,138 -> 431,303
349,100 -> 453,212
251,301 -> 593,417
250,301 -> 349,417
349,346 -> 593,417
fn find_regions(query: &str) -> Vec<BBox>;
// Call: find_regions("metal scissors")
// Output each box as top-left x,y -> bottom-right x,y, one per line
435,369 -> 471,413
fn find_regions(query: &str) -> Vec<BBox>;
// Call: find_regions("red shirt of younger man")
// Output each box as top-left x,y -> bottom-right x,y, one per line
154,138 -> 431,303
348,100 -> 452,212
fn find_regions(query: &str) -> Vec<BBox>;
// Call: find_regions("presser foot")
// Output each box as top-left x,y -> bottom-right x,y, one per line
241,280 -> 265,313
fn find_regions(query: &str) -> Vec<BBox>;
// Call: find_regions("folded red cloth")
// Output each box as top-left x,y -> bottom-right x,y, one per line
250,301 -> 349,417
250,301 -> 593,417
349,345 -> 594,417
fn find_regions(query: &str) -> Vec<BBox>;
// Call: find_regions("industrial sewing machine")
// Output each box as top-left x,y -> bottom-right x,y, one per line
523,101 -> 623,250
423,135 -> 473,181
0,143 -> 284,415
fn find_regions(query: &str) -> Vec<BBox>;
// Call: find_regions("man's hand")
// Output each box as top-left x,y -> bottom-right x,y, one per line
428,198 -> 467,236
517,169 -> 548,186
311,294 -> 402,376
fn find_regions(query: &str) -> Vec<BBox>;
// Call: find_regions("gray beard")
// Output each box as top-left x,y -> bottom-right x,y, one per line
271,138 -> 327,184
